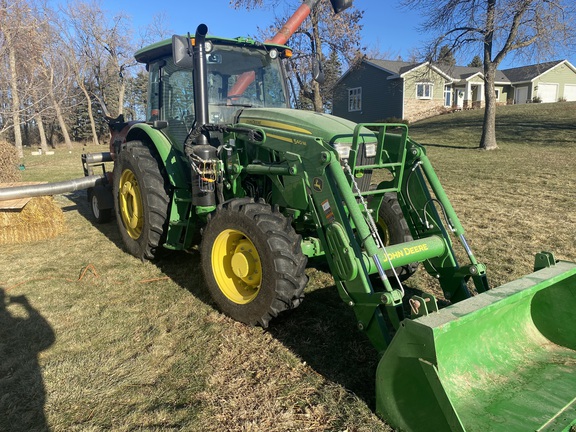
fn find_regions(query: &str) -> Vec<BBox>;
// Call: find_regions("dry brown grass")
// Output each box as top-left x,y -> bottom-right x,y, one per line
1,102 -> 575,431
1,144 -> 387,432
409,102 -> 576,289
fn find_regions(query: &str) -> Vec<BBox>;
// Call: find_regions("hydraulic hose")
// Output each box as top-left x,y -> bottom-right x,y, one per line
0,175 -> 106,202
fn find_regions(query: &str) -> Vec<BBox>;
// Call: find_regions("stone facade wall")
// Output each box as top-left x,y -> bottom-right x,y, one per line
464,100 -> 485,109
404,99 -> 447,123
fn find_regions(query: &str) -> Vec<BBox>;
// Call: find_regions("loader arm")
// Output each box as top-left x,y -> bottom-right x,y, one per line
223,115 -> 488,353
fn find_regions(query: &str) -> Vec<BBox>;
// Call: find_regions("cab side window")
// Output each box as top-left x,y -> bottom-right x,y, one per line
160,60 -> 195,144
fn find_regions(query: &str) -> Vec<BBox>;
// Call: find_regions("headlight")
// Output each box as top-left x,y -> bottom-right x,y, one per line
365,142 -> 377,157
333,143 -> 352,160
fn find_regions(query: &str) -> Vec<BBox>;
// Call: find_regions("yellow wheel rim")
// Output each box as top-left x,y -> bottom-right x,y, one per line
211,229 -> 262,304
118,168 -> 143,240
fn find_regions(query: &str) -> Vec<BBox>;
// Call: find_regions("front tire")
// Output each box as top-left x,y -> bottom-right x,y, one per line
113,141 -> 170,260
201,198 -> 308,327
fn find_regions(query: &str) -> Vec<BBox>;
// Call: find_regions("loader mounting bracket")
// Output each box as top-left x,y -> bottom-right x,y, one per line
534,251 -> 557,271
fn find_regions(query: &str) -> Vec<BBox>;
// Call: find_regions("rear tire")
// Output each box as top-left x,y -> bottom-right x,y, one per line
201,198 -> 308,327
113,141 -> 170,260
377,193 -> 419,281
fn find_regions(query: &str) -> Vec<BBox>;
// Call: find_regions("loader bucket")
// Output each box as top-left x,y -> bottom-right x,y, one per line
376,260 -> 576,432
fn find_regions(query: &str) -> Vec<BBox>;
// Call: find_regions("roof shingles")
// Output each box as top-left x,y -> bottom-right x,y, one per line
364,58 -> 567,84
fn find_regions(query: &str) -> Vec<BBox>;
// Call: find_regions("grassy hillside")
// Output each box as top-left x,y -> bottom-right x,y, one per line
1,102 -> 575,431
410,101 -> 576,147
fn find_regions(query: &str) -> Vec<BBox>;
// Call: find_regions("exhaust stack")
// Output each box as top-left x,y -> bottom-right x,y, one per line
192,24 -> 210,146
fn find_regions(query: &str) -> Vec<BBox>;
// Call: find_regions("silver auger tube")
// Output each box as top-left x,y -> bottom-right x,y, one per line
0,175 -> 106,202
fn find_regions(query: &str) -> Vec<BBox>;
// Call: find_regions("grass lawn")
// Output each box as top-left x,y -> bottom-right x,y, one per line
1,102 -> 575,431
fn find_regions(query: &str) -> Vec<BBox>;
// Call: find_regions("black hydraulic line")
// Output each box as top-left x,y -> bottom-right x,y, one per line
0,175 -> 106,202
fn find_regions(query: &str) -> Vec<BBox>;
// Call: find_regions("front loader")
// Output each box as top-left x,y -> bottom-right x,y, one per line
17,0 -> 575,430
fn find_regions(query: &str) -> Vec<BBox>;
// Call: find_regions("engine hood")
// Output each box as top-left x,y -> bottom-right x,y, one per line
235,108 -> 376,145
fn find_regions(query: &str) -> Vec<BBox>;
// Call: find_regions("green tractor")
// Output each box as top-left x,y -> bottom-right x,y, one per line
82,1 -> 576,430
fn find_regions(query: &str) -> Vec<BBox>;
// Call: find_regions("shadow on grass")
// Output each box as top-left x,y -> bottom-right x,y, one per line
155,248 -> 384,409
62,191 -> 415,410
267,275 -> 454,409
0,289 -> 55,432
64,189 -> 213,305
420,142 -> 477,150
63,190 -> 132,254
154,250 -> 216,306
268,281 -> 380,408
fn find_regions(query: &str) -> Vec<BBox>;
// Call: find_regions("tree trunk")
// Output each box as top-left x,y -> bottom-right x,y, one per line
53,99 -> 73,150
312,80 -> 323,112
311,6 -> 324,112
35,111 -> 49,154
479,63 -> 498,150
480,0 -> 498,151
79,82 -> 99,145
117,77 -> 125,116
48,66 -> 73,151
6,30 -> 24,159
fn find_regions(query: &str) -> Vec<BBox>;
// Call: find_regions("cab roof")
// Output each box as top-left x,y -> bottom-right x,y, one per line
134,34 -> 291,64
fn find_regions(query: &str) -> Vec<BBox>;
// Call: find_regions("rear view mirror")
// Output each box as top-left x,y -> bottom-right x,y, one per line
172,35 -> 194,68
329,0 -> 353,13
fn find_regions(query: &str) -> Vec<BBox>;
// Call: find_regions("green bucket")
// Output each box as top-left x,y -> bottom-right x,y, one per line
376,260 -> 576,432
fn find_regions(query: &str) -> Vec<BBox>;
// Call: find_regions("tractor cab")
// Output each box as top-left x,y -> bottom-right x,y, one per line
135,32 -> 292,149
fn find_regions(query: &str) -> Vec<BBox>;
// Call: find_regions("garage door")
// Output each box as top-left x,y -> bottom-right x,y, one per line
537,83 -> 558,103
564,84 -> 576,101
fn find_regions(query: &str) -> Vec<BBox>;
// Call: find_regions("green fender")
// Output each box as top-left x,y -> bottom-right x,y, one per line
125,123 -> 190,188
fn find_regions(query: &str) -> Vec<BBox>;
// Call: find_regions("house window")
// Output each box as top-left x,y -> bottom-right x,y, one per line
416,83 -> 433,99
495,89 -> 501,101
444,85 -> 452,107
348,87 -> 362,112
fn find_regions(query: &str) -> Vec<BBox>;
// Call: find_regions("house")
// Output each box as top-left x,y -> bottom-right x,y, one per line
332,59 -> 576,123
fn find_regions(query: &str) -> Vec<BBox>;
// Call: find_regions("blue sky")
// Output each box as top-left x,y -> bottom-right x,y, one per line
97,0 -> 437,61
95,0 -> 573,69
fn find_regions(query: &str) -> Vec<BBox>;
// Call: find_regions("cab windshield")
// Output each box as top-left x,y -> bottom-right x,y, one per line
206,44 -> 288,122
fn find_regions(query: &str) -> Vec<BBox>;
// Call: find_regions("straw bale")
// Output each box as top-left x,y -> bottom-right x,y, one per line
0,196 -> 64,245
0,140 -> 21,183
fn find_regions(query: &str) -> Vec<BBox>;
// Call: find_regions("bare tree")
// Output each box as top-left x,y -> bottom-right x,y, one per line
1,0 -> 73,154
61,1 -> 135,120
1,0 -> 31,158
5,28 -> 24,158
403,0 -> 576,149
87,11 -> 135,117
233,0 -> 363,112
59,1 -> 106,145
139,11 -> 173,47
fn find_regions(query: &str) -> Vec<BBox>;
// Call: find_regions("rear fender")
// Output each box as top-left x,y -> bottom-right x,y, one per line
125,123 -> 190,188
105,115 -> 141,159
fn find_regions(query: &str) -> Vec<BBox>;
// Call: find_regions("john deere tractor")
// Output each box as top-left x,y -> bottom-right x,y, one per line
81,1 -> 576,430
